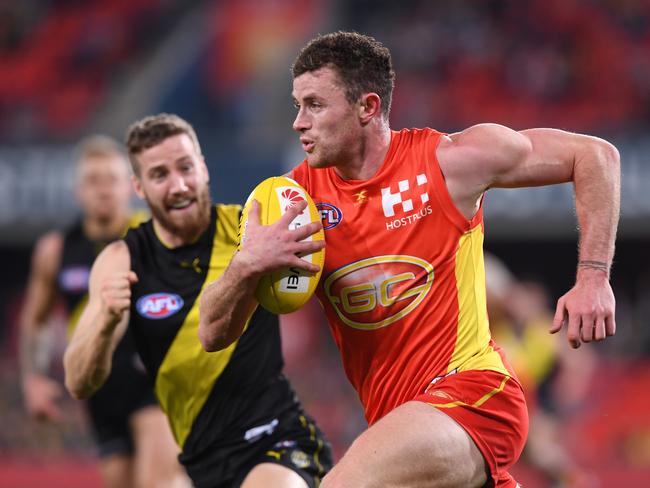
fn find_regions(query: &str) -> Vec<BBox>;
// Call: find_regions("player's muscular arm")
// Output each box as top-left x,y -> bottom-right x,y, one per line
199,200 -> 323,351
439,124 -> 620,347
63,241 -> 135,399
20,232 -> 64,421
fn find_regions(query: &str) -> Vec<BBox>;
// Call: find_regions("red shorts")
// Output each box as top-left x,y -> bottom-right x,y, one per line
414,369 -> 528,488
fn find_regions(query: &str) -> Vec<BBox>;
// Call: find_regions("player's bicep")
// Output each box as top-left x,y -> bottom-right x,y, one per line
489,128 -> 579,189
442,124 -> 578,193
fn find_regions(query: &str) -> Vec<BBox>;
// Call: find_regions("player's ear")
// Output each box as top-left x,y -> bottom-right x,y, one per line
359,93 -> 381,124
132,174 -> 145,199
200,156 -> 210,183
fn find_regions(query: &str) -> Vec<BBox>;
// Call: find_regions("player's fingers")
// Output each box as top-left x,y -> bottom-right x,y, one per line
128,271 -> 139,284
115,298 -> 132,311
295,240 -> 326,257
550,298 -> 565,334
593,316 -> 607,341
605,314 -> 616,337
292,221 -> 323,241
580,314 -> 595,343
288,255 -> 321,273
247,200 -> 262,226
566,313 -> 582,349
279,199 -> 309,226
112,285 -> 132,298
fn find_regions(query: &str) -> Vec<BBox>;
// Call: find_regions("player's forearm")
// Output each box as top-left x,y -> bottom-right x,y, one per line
20,322 -> 52,378
573,138 -> 620,279
199,255 -> 260,352
63,311 -> 119,399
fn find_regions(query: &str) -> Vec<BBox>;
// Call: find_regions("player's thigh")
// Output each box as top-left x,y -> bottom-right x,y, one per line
323,401 -> 488,488
241,462 -> 309,488
130,405 -> 186,486
99,454 -> 133,488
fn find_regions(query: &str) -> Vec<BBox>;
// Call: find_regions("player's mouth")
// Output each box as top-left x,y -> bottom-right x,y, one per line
167,198 -> 196,213
300,137 -> 315,153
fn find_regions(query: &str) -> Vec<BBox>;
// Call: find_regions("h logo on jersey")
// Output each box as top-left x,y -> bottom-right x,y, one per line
381,174 -> 429,217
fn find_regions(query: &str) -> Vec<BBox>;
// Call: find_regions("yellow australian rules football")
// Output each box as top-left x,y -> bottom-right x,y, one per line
239,176 -> 325,314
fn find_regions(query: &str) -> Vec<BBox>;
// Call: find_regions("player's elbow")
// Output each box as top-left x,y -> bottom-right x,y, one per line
581,137 -> 621,175
65,379 -> 89,400
63,371 -> 92,400
594,138 -> 620,168
62,350 -> 98,399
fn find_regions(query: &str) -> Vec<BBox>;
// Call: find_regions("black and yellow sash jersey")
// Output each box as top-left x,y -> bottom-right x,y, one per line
58,213 -> 153,432
123,204 -> 299,464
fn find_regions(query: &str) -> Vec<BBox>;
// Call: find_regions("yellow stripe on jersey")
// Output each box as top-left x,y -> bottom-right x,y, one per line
124,209 -> 150,235
448,225 -> 509,376
154,204 -> 250,447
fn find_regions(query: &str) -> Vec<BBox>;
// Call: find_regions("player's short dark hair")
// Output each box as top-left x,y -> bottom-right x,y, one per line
125,113 -> 201,175
292,31 -> 395,117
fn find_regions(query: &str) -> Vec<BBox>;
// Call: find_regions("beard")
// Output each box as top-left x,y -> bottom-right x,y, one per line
146,184 -> 212,242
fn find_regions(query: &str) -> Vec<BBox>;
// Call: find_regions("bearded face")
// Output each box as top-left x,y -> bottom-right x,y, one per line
133,134 -> 212,245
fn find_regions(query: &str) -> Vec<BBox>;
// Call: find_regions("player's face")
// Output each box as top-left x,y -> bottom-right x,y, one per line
292,67 -> 363,168
133,133 -> 211,241
76,154 -> 131,223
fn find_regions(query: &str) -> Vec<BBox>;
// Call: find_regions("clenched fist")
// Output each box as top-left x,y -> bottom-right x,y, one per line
100,271 -> 138,323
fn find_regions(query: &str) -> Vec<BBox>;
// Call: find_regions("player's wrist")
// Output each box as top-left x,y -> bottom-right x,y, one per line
97,309 -> 123,333
576,260 -> 611,280
231,251 -> 266,282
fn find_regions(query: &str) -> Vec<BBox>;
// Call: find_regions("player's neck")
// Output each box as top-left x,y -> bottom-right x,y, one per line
334,123 -> 391,181
83,213 -> 129,241
152,213 -> 211,249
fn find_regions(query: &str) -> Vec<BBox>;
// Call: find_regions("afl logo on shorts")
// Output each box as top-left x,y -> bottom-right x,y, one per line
316,202 -> 342,230
324,255 -> 433,330
136,293 -> 184,320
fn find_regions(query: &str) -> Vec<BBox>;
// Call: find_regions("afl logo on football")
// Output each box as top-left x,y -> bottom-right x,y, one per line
316,202 -> 342,230
280,188 -> 306,212
136,293 -> 184,320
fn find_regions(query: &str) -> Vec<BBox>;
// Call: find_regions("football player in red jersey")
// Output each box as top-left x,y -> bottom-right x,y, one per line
199,32 -> 619,487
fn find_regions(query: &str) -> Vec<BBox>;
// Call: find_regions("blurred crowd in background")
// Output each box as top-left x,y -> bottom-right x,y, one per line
1,1 -> 649,486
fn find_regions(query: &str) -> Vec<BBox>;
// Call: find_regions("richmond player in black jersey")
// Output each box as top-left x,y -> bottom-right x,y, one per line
63,114 -> 332,488
20,135 -> 186,487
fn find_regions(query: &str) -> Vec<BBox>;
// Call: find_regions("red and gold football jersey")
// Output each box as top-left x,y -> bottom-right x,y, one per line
291,128 -> 514,425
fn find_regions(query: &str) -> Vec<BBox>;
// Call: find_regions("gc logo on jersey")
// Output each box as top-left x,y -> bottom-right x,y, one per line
324,255 -> 434,330
136,293 -> 184,320
316,202 -> 342,230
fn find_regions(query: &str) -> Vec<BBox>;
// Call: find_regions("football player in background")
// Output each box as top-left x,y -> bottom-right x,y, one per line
20,135 -> 186,487
63,114 -> 332,488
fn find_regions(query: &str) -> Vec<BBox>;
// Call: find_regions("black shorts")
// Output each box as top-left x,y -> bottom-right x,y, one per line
185,408 -> 333,488
85,356 -> 158,458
